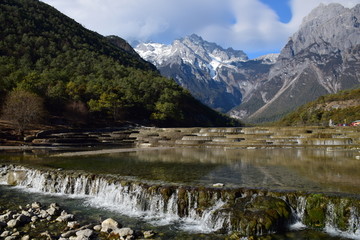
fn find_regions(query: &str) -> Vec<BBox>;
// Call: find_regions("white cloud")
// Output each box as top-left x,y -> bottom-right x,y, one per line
42,0 -> 359,57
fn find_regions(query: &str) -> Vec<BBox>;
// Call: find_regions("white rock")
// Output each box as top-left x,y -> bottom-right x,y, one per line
113,227 -> 133,237
7,219 -> 20,228
21,235 -> 30,240
213,183 -> 224,187
1,231 -> 10,237
31,202 -> 42,209
67,221 -> 80,229
76,229 -> 94,239
143,230 -> 155,239
93,225 -> 101,231
101,218 -> 119,232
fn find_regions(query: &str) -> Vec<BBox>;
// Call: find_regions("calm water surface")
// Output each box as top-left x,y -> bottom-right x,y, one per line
1,147 -> 359,194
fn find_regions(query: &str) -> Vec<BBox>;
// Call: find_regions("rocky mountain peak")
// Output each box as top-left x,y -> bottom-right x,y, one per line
135,34 -> 272,113
234,3 -> 360,123
281,3 -> 360,59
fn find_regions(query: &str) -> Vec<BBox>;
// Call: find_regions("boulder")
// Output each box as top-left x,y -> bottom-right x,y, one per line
0,231 -> 10,238
113,227 -> 133,237
4,236 -> 17,240
47,203 -> 61,216
75,229 -> 94,240
7,219 -> 20,228
17,214 -> 31,224
68,221 -> 80,229
93,225 -> 101,231
56,210 -> 74,222
101,218 -> 119,233
31,202 -> 42,209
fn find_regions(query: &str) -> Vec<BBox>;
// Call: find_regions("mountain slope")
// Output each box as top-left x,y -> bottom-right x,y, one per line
277,88 -> 360,126
231,3 -> 360,123
0,0 -> 237,127
135,34 -> 276,112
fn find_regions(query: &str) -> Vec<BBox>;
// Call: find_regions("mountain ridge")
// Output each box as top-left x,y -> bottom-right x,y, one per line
135,34 -> 274,113
136,3 -> 360,124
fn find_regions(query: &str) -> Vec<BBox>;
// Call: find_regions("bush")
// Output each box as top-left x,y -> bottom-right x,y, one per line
1,89 -> 45,135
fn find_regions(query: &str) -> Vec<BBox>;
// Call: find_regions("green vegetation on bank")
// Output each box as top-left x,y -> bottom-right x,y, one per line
0,0 -> 237,128
277,88 -> 360,126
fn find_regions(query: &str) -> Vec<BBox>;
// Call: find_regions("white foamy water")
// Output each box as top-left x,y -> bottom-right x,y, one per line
7,167 -> 229,233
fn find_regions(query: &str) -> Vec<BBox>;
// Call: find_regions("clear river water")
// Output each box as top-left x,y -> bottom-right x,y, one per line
1,147 -> 360,239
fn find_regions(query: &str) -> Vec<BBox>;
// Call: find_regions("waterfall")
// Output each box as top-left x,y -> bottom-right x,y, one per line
1,166 -> 229,233
3,164 -> 360,238
290,196 -> 307,230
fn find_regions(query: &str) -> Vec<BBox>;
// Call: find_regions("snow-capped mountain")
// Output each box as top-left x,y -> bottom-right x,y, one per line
135,34 -> 274,112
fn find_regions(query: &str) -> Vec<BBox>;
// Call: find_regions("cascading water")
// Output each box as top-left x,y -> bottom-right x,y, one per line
290,196 -> 307,230
1,165 -> 230,233
324,202 -> 360,239
3,164 -> 360,238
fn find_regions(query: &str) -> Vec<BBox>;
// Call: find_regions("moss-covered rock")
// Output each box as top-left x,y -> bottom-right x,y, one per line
304,194 -> 327,228
230,196 -> 292,237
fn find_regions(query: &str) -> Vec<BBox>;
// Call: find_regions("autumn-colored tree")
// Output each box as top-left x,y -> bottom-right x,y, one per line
1,89 -> 45,135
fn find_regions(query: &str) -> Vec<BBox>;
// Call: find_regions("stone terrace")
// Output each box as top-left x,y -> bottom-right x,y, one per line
130,126 -> 360,149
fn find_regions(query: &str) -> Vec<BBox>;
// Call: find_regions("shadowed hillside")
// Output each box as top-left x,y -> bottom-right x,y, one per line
0,0 -> 238,128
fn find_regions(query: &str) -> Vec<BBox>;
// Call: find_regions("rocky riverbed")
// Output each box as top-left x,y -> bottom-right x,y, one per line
0,201 -> 156,240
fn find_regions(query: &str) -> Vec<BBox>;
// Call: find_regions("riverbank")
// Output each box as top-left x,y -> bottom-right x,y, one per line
0,200 -> 156,240
2,126 -> 360,151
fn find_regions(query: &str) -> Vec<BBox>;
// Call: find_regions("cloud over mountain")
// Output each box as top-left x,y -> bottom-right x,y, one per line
42,0 -> 359,57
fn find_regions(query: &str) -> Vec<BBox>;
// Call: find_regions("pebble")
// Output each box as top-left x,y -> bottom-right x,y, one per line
143,230 -> 155,239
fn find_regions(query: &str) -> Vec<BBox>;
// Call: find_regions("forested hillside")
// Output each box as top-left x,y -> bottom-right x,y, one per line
0,0 -> 237,128
277,88 -> 360,126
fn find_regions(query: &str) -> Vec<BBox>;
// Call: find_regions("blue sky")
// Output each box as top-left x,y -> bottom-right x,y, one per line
42,0 -> 359,59
259,0 -> 292,23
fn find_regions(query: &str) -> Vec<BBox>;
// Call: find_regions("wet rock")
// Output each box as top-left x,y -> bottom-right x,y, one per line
39,209 -> 49,219
0,211 -> 13,222
230,196 -> 292,236
101,218 -> 119,232
93,225 -> 101,231
47,203 -> 61,216
75,229 -> 94,240
61,229 -> 77,238
68,221 -> 80,229
1,230 -> 10,238
31,202 -> 42,209
56,210 -> 74,222
21,210 -> 32,217
17,214 -> 31,224
7,219 -> 20,228
143,230 -> 155,238
31,215 -> 38,222
21,235 -> 30,240
4,236 -> 17,240
113,227 -> 133,237
11,231 -> 20,236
